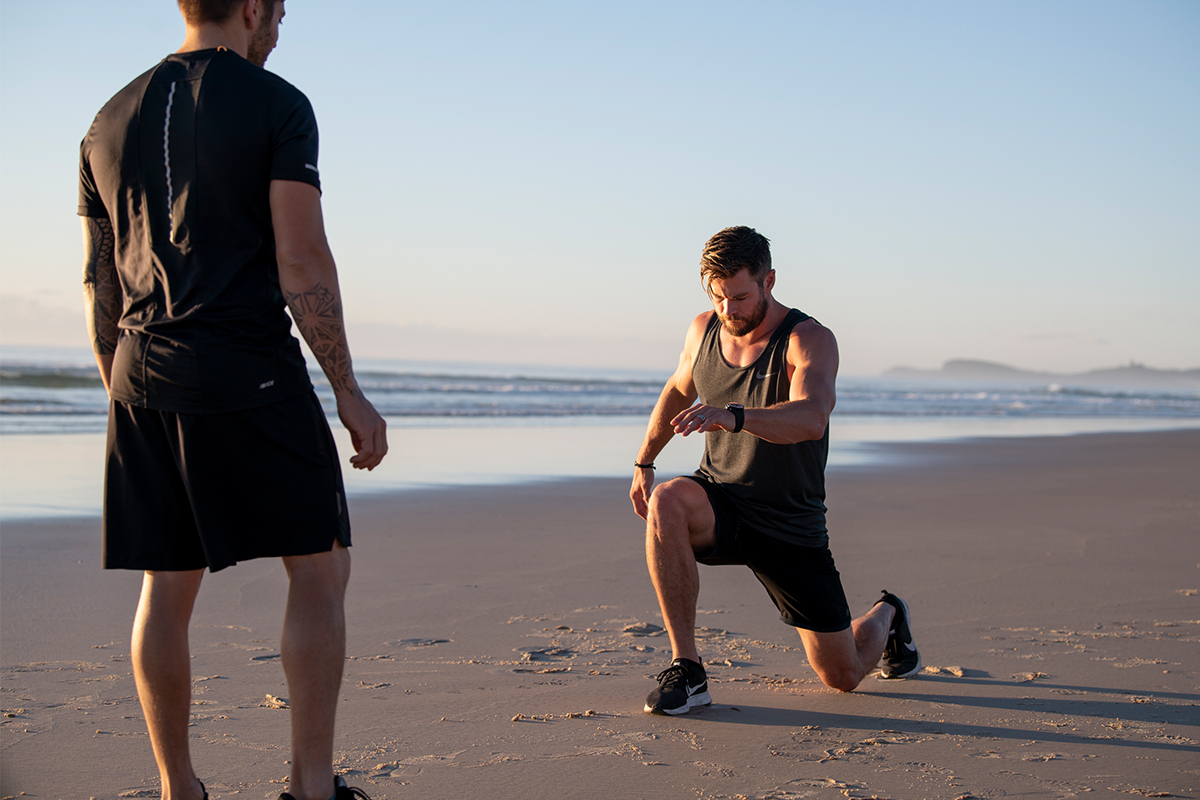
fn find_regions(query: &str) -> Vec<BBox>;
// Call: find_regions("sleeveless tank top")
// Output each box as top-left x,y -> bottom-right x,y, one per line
692,308 -> 830,547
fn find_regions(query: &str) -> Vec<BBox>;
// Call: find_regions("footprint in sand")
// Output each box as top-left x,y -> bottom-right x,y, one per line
392,638 -> 453,648
923,665 -> 966,677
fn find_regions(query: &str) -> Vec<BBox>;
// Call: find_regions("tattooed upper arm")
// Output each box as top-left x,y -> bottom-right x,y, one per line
82,216 -> 121,355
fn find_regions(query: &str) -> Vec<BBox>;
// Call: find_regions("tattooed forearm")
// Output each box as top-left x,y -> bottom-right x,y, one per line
284,282 -> 358,396
81,217 -> 121,355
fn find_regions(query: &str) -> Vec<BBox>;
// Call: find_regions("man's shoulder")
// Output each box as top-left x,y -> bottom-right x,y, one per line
789,316 -> 833,339
201,54 -> 311,104
786,314 -> 837,362
257,64 -> 310,99
89,62 -> 161,125
209,57 -> 309,113
786,311 -> 832,339
684,311 -> 718,344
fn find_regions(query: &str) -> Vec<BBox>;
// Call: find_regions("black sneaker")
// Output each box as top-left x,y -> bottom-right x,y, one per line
875,590 -> 921,679
644,658 -> 712,715
334,776 -> 372,799
279,776 -> 372,800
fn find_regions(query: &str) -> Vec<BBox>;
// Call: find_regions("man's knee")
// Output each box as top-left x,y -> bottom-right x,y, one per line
816,666 -> 863,693
284,542 -> 351,594
800,628 -> 864,693
138,569 -> 205,617
646,479 -> 717,557
647,479 -> 703,526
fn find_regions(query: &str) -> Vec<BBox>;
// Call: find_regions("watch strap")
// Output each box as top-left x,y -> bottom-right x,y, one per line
725,403 -> 745,433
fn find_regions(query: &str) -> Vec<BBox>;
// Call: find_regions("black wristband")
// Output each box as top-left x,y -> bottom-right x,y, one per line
634,462 -> 655,470
725,403 -> 745,433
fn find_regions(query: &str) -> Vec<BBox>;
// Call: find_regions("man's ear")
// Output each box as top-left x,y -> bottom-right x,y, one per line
240,0 -> 260,31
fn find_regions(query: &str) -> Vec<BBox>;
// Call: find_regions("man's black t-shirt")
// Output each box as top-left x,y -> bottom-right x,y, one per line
78,48 -> 319,413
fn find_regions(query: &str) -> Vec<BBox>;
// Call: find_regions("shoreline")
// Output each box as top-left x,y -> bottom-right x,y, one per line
3,429 -> 1199,798
3,419 -> 1200,522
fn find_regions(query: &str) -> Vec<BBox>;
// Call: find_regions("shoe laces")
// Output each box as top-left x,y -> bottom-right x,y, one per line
655,660 -> 698,688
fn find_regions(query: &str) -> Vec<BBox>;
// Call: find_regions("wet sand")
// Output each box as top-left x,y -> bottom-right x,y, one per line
3,430 -> 1198,799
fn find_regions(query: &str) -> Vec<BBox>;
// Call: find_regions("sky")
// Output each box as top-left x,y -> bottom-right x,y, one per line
1,1 -> 1197,376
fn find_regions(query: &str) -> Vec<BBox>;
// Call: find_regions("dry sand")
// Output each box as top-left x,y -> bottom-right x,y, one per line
2,430 -> 1198,799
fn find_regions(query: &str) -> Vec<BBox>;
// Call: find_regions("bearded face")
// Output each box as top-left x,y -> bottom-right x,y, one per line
716,283 -> 768,337
246,2 -> 282,67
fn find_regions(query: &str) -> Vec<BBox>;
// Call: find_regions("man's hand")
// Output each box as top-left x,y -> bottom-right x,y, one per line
671,403 -> 735,436
335,389 -> 387,470
630,466 -> 656,520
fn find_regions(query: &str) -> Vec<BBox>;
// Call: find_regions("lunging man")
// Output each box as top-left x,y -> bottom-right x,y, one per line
630,226 -> 919,715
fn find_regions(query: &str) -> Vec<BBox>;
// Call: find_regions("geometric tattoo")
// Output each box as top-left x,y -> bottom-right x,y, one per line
81,216 -> 121,355
283,281 -> 357,396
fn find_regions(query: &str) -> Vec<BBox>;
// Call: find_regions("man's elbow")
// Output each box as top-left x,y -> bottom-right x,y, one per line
785,418 -> 830,444
275,240 -> 332,278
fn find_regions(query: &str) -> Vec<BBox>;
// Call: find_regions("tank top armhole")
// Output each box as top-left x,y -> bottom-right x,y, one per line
699,311 -> 722,353
769,309 -> 808,350
772,309 -> 809,404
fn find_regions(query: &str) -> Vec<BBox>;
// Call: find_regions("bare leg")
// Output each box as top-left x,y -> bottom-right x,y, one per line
798,600 -> 896,692
131,569 -> 207,800
645,479 -> 717,663
280,543 -> 351,800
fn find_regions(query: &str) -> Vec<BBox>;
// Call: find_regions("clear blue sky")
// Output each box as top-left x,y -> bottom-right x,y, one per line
2,1 -> 1197,374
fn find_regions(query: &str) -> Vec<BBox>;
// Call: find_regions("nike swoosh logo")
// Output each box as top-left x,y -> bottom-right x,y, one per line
755,371 -> 777,380
901,638 -> 916,652
687,683 -> 705,696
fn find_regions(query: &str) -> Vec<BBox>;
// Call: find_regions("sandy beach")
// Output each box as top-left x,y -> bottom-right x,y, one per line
2,429 -> 1198,799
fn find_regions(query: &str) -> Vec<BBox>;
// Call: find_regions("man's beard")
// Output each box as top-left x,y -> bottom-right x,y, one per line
719,288 -> 768,337
247,12 -> 276,66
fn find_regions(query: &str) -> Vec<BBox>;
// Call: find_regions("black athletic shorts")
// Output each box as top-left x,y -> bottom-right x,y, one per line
684,475 -> 852,633
103,392 -> 350,572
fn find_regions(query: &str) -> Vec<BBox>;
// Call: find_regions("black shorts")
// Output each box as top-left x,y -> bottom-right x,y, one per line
103,392 -> 350,572
684,476 -> 851,633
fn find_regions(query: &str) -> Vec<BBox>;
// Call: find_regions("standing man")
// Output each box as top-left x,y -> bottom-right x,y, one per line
630,226 -> 920,716
78,2 -> 385,798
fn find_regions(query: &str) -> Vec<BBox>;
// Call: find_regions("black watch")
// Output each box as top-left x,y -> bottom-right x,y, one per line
725,403 -> 745,433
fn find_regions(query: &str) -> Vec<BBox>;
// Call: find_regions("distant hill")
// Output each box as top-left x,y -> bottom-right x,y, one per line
883,359 -> 1200,390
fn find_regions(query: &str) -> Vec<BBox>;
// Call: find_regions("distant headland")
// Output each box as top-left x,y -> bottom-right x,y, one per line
883,359 -> 1200,390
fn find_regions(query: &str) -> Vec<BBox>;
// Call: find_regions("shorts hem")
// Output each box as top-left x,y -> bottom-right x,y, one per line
103,533 -> 350,573
780,612 -> 852,633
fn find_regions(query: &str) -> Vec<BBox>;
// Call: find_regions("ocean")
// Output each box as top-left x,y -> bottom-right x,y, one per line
2,344 -> 1198,519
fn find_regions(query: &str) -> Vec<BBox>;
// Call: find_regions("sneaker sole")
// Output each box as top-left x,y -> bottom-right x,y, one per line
644,690 -> 713,715
879,656 -> 923,680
